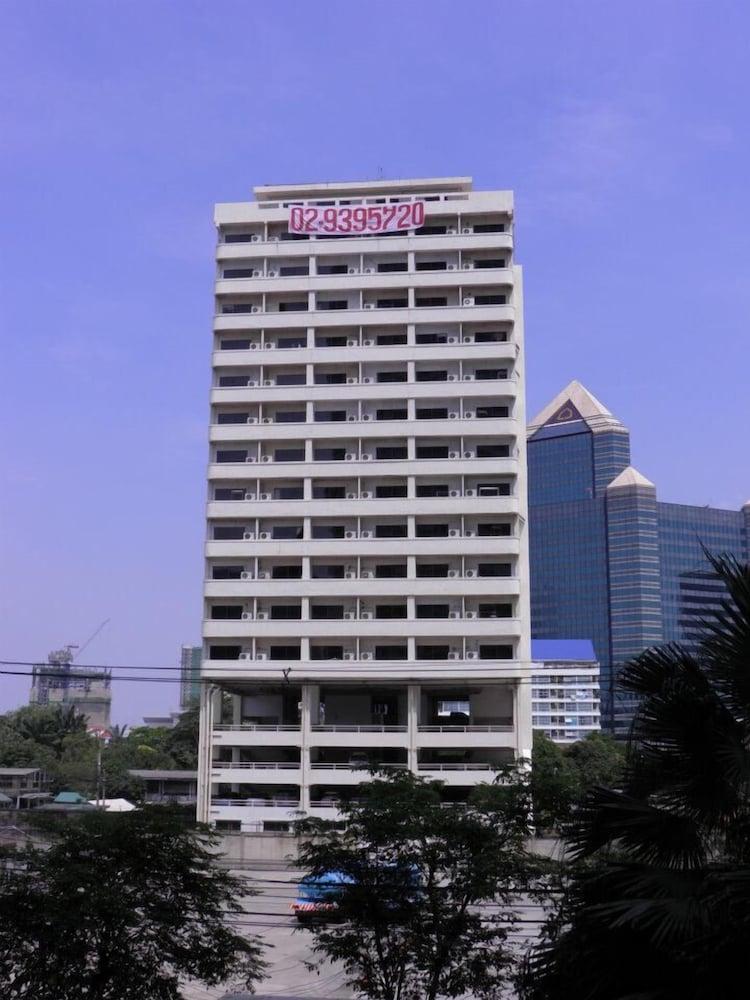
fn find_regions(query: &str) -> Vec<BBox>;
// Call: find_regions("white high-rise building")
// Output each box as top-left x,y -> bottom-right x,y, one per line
196,177 -> 533,832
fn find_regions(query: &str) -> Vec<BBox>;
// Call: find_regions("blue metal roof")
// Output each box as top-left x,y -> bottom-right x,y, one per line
531,639 -> 597,662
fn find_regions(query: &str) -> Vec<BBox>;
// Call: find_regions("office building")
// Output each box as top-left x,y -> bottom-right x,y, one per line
30,648 -> 111,730
196,176 -> 533,831
528,380 -> 749,731
530,639 -> 600,743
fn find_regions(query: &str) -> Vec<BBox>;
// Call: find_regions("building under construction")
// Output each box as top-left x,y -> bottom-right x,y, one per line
29,648 -> 112,730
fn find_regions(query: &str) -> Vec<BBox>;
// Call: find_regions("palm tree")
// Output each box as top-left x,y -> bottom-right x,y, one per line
522,554 -> 750,1000
17,704 -> 89,758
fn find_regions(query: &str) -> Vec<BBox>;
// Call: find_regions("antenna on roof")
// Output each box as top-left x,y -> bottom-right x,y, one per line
377,165 -> 384,180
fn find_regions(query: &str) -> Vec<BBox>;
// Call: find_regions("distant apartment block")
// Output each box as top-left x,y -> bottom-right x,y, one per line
531,639 -> 600,743
179,645 -> 202,709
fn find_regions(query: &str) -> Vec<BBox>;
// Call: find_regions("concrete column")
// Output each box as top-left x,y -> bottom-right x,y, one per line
300,683 -> 316,812
407,685 -> 419,773
196,683 -> 217,824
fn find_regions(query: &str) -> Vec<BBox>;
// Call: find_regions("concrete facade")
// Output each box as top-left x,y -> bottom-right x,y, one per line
196,177 -> 533,831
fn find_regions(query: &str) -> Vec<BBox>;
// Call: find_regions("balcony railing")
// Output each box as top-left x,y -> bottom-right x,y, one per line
211,762 -> 300,770
417,762 -> 495,771
213,724 -> 301,732
211,797 -> 299,808
309,762 -> 408,771
417,722 -> 514,732
311,724 -> 407,733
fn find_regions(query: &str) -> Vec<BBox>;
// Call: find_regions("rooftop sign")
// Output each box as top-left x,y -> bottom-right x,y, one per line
289,201 -> 425,236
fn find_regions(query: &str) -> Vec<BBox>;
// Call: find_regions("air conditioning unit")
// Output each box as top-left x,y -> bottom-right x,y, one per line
267,269 -> 278,277
262,417 -> 272,424
345,453 -> 356,461
466,489 -> 475,496
449,529 -> 459,537
447,263 -> 456,270
362,376 -> 373,384
449,490 -> 459,497
242,611 -> 252,620
263,379 -> 273,385
463,373 -> 474,381
361,490 -> 372,498
346,377 -> 357,385
264,342 -> 274,350
243,531 -> 254,540
270,236 -> 280,242
257,651 -> 268,660
345,530 -> 356,539
466,611 -> 477,619
347,338 -> 358,346
259,531 -> 270,540
448,569 -> 458,578
448,651 -> 459,659
364,303 -> 375,310
261,455 -> 271,463
251,269 -> 262,278
244,491 -> 255,501
362,570 -> 374,579
251,305 -> 261,313
362,652 -> 373,661
462,262 -> 472,270
345,570 -> 356,579
256,611 -> 268,620
240,651 -> 252,660
363,414 -> 371,421
347,492 -> 357,499
463,335 -> 473,343
344,611 -> 355,620
446,226 -> 457,235
247,379 -> 257,386
363,339 -> 374,346
448,336 -> 457,344
449,412 -> 458,419
464,450 -> 474,459
463,297 -> 474,307
364,266 -> 374,274
240,571 -> 252,580
249,342 -> 258,349
449,611 -> 459,619
344,651 -> 354,659
466,569 -> 476,578
257,571 -> 268,579
448,374 -> 457,381
449,451 -> 459,459
466,529 -> 476,537
251,235 -> 260,243
259,492 -> 270,500
467,650 -> 478,659
362,453 -> 372,461
361,611 -> 372,620
361,530 -> 372,539
348,266 -> 358,275
247,416 -> 258,424
462,227 -> 472,234
245,456 -> 256,463
464,410 -> 474,418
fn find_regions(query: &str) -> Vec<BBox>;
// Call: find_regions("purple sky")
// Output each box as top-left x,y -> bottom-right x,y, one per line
1,1 -> 748,724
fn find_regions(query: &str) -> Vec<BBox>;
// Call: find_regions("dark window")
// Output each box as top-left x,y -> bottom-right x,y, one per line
276,372 -> 306,385
311,646 -> 344,660
376,407 -> 408,420
375,645 -> 407,660
270,645 -> 301,660
475,368 -> 507,381
316,372 -> 347,385
416,604 -> 450,618
416,564 -> 449,578
279,265 -> 309,277
416,445 -> 449,459
375,564 -> 407,579
223,232 -> 255,243
476,405 -> 509,418
473,258 -> 506,269
271,525 -> 303,540
315,410 -> 347,422
278,301 -> 308,312
476,444 -> 510,458
277,337 -> 306,349
416,407 -> 448,419
279,232 -> 309,241
310,605 -> 344,620
222,268 -> 255,278
217,412 -> 249,425
214,487 -> 246,501
221,303 -> 255,314
377,261 -> 408,273
474,330 -> 507,343
477,523 -> 511,537
271,565 -> 303,579
474,294 -> 506,306
376,298 -> 408,308
317,264 -> 349,275
220,338 -> 252,350
212,566 -> 243,580
375,524 -> 407,538
376,371 -> 408,383
312,525 -> 346,539
375,483 -> 407,498
376,446 -> 407,460
311,564 -> 345,579
479,644 -> 513,659
218,375 -> 249,388
416,370 -> 448,382
318,300 -> 349,311
275,411 -> 306,423
375,605 -> 407,619
472,222 -> 505,233
416,483 -> 449,497
415,225 -> 447,235
213,526 -> 246,540
416,332 -> 447,344
312,485 -> 346,499
274,448 -> 305,462
416,524 -> 449,538
478,603 -> 512,619
316,335 -> 348,348
271,605 -> 302,620
417,645 -> 450,659
210,605 -> 243,620
314,448 -> 347,461
416,297 -> 448,308
415,260 -> 447,271
209,645 -> 241,660
376,333 -> 408,345
477,483 -> 511,497
477,563 -> 511,578
274,486 -> 304,500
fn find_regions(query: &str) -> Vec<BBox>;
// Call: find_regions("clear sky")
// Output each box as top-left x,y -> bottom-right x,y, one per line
1,1 -> 748,724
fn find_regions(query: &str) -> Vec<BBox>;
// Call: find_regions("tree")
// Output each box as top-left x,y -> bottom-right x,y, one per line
295,769 -> 545,1000
566,731 -> 625,797
522,555 -> 750,1000
530,731 -> 578,831
0,806 -> 266,999
15,704 -> 90,759
164,705 -> 200,768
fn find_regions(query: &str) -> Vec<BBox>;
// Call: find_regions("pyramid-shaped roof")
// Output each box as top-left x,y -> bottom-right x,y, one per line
528,380 -> 627,437
606,465 -> 656,490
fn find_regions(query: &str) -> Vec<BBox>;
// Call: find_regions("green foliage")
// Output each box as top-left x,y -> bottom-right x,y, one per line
0,806 -> 266,999
530,732 -> 578,831
522,555 -> 750,1000
295,769 -> 547,1000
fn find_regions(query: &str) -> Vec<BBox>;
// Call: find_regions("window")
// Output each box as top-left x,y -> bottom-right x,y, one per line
314,448 -> 347,461
479,644 -> 513,659
475,368 -> 507,381
218,375 -> 249,387
214,488 -> 246,501
376,407 -> 407,420
477,523 -> 511,537
278,301 -> 308,312
220,338 -> 251,350
316,335 -> 348,348
473,258 -> 506,269
313,485 -> 346,499
416,332 -> 447,345
416,370 -> 447,382
476,444 -> 510,458
416,296 -> 448,308
311,564 -> 345,579
377,297 -> 408,308
318,300 -> 349,311
316,372 -> 347,385
271,565 -> 303,579
274,448 -> 304,462
375,645 -> 407,660
270,645 -> 301,660
221,303 -> 255,314
377,333 -> 407,345
375,605 -> 407,619
375,524 -> 407,538
274,411 -> 306,423
209,646 -> 241,660
417,564 -> 449,578
223,232 -> 255,243
377,371 -> 408,383
213,526 -> 245,540
274,485 -> 303,500
476,405 -> 509,418
416,523 -> 449,538
277,336 -> 307,349
474,294 -> 507,306
416,445 -> 449,459
375,483 -> 407,498
279,265 -> 309,277
377,261 -> 408,273
416,407 -> 448,419
312,524 -> 346,539
477,483 -> 511,497
315,410 -> 347,422
376,445 -> 407,460
472,222 -> 505,233
416,604 -> 450,618
474,330 -> 507,343
270,605 -> 302,620
417,483 -> 449,497
375,564 -> 407,578
477,563 -> 511,577
271,525 -> 303,540
478,603 -> 512,619
415,225 -> 447,235
417,645 -> 450,660
415,260 -> 447,271
210,605 -> 243,620
310,605 -> 344,620
276,372 -> 306,385
317,263 -> 349,275
311,646 -> 344,660
216,449 -> 247,463
212,566 -> 243,580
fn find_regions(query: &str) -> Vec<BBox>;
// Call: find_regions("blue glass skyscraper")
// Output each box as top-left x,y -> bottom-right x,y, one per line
527,381 -> 749,731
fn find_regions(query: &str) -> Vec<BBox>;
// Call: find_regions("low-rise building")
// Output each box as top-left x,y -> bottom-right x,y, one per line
128,769 -> 198,805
